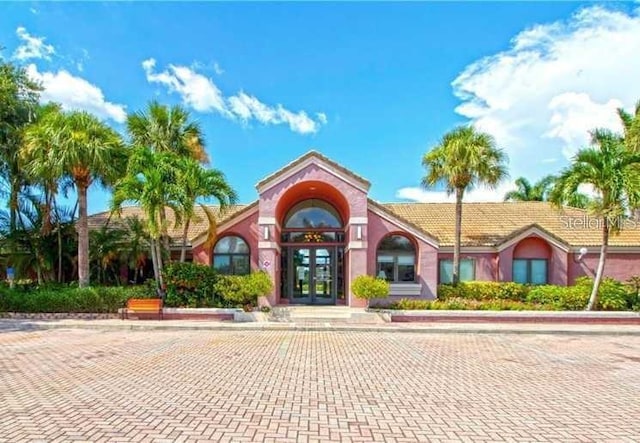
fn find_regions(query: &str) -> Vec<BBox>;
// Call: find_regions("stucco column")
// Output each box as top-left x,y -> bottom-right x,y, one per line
347,247 -> 368,307
258,246 -> 279,305
498,247 -> 514,282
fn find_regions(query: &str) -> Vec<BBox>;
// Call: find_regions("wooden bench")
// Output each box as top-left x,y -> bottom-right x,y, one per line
123,298 -> 163,320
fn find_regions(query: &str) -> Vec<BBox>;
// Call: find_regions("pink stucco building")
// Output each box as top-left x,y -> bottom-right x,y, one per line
94,151 -> 640,306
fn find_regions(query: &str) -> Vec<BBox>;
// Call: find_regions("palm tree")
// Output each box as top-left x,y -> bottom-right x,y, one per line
89,224 -> 128,285
0,192 -> 76,285
123,216 -> 151,283
0,62 -> 41,233
618,101 -> 640,152
550,129 -> 640,310
504,175 -> 591,209
126,101 -> 208,254
111,147 -> 186,287
422,125 -> 508,285
126,101 -> 208,162
504,176 -> 555,202
22,109 -> 126,287
176,158 -> 238,262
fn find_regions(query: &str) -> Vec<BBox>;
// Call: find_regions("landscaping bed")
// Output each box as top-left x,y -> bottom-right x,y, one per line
370,278 -> 640,312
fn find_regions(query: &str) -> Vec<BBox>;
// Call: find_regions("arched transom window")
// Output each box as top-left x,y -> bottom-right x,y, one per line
212,235 -> 250,275
376,234 -> 416,283
284,199 -> 343,229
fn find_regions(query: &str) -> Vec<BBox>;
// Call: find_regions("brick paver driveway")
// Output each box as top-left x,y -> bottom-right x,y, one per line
1,328 -> 639,442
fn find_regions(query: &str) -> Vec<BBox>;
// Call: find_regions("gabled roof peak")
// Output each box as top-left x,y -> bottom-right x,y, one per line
255,149 -> 370,191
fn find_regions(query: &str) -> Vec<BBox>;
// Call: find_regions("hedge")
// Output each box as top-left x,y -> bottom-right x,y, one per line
372,278 -> 639,311
0,285 -> 154,314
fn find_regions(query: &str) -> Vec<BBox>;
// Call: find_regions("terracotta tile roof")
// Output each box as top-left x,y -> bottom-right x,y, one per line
381,201 -> 640,247
88,204 -> 255,245
255,150 -> 371,190
88,201 -> 640,249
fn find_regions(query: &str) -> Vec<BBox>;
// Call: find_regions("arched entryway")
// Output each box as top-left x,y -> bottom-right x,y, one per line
278,191 -> 348,305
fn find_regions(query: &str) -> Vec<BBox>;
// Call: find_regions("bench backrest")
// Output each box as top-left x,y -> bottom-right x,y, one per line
127,298 -> 163,311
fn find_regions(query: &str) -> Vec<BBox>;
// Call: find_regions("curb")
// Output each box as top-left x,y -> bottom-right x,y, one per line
3,320 -> 640,336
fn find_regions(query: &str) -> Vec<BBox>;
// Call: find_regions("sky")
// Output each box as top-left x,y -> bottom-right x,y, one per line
2,1 -> 640,215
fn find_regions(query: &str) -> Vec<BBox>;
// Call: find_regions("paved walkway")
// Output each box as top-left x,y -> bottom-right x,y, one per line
1,327 -> 639,442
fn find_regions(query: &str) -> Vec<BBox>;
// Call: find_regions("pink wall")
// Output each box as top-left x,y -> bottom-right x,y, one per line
367,210 -> 438,299
498,235 -> 569,285
569,253 -> 640,284
191,211 -> 260,271
513,237 -> 550,259
258,164 -> 368,219
435,236 -> 571,286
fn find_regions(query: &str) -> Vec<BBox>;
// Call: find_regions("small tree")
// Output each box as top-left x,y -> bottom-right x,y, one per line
351,275 -> 390,306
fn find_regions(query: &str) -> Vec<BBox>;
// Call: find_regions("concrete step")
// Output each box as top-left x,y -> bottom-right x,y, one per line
270,306 -> 386,324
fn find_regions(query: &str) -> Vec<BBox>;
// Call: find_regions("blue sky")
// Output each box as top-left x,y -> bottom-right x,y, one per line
3,2 -> 640,214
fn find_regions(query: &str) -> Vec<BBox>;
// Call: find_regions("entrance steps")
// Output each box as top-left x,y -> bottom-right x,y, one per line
270,306 -> 387,324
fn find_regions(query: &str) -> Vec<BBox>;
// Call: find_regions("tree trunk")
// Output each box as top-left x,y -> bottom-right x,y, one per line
9,181 -> 19,235
159,207 -> 171,258
77,184 -> 90,287
453,188 -> 464,286
587,218 -> 610,310
150,238 -> 160,283
57,218 -> 63,283
155,238 -> 164,287
180,218 -> 191,262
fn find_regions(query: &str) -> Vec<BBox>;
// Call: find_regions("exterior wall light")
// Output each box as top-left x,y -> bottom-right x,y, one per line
576,247 -> 588,262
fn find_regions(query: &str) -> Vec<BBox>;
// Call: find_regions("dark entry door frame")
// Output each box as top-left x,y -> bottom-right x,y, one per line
286,246 -> 337,305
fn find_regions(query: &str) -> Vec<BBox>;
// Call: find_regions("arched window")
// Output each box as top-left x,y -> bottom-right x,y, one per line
376,234 -> 416,283
284,199 -> 342,229
512,237 -> 550,284
212,235 -> 250,275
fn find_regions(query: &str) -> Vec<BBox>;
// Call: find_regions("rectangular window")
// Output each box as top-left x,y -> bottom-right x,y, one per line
512,259 -> 547,284
213,254 -> 250,275
438,259 -> 475,284
213,255 -> 231,274
376,254 -> 415,282
232,255 -> 251,275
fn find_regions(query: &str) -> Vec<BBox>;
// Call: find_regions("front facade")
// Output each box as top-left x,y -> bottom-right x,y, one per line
93,151 -> 640,307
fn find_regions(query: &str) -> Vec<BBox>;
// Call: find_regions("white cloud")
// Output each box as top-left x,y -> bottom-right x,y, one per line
142,58 -> 228,115
142,58 -> 326,134
546,92 -> 624,159
26,64 -> 127,123
13,26 -> 55,61
213,62 -> 224,75
451,5 -> 640,172
396,181 -> 517,203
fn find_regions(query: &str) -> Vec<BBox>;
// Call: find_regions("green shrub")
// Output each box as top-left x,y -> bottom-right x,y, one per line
162,262 -> 222,308
393,298 -> 432,310
375,297 -> 549,311
351,275 -> 390,300
0,285 -> 153,314
526,285 -> 586,310
574,276 -> 633,311
437,282 -> 529,302
525,277 -> 633,311
213,271 -> 273,310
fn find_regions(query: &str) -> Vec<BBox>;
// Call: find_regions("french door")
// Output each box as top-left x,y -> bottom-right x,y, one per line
288,247 -> 336,305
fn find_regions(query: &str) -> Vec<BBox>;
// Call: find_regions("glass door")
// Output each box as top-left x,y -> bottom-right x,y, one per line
313,248 -> 335,304
292,248 -> 312,304
289,247 -> 336,305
